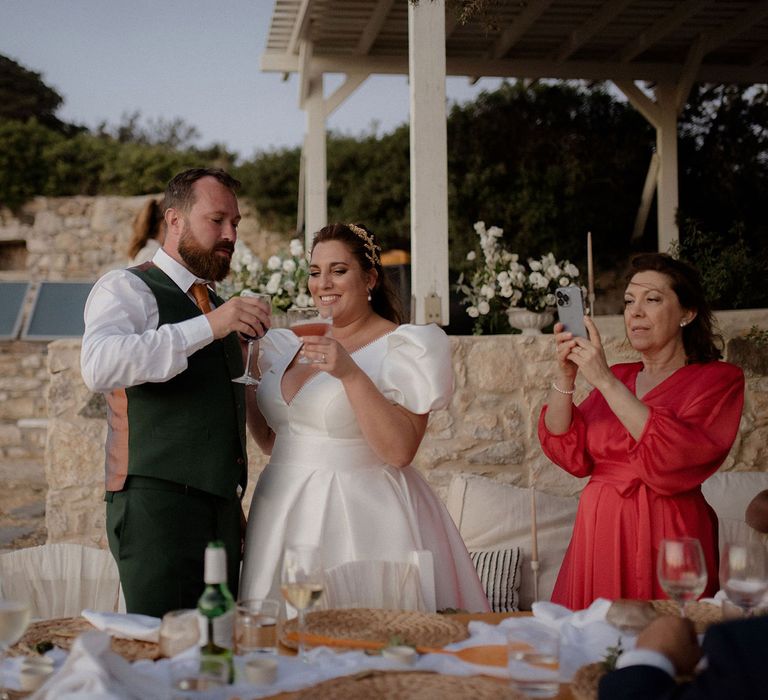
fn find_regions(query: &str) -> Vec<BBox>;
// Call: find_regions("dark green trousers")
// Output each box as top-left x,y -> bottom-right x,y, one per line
106,476 -> 241,617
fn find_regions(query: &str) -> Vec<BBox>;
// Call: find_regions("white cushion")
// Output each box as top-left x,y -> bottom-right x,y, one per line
702,471 -> 768,550
469,547 -> 522,612
446,474 -> 578,609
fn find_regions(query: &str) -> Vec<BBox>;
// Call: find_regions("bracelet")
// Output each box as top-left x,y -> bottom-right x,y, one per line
551,382 -> 575,395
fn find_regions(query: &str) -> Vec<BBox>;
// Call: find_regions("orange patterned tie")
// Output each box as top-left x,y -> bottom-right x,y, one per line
191,283 -> 212,313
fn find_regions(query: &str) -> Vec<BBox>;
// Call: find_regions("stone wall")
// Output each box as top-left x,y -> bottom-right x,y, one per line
45,310 -> 768,547
0,195 -> 291,469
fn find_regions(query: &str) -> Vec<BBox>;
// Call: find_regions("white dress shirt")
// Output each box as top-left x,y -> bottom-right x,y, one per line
81,248 -> 214,392
615,648 -> 676,676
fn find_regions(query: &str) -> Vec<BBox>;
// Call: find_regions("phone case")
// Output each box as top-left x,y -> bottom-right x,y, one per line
556,286 -> 587,337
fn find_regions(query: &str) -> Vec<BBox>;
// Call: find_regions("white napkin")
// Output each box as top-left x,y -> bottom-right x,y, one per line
82,609 -> 161,643
29,631 -> 166,700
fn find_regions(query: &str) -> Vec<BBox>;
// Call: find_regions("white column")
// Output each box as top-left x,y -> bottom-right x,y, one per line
655,83 -> 679,253
408,0 -> 449,325
304,74 -> 327,252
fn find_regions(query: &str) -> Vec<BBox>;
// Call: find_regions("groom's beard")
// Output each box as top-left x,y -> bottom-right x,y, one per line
178,228 -> 234,281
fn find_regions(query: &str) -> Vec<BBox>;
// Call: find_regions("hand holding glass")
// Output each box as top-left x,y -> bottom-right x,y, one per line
0,600 -> 31,700
720,542 -> 768,616
232,291 -> 271,386
280,545 -> 323,663
287,308 -> 333,364
657,538 -> 707,616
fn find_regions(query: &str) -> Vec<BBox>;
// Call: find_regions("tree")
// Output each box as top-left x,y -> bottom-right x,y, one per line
0,54 -> 68,132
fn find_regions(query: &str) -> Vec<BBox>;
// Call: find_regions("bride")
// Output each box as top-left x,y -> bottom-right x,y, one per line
240,222 -> 489,612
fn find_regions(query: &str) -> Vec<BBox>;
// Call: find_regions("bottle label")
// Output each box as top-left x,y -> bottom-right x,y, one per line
211,609 -> 234,649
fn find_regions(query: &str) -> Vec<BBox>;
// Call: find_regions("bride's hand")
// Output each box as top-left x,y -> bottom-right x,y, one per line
299,336 -> 358,379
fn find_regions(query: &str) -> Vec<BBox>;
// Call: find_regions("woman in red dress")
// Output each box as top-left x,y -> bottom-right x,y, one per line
538,253 -> 744,610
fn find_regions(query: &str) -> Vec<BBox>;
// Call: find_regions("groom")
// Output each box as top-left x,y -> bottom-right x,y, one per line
81,168 -> 269,616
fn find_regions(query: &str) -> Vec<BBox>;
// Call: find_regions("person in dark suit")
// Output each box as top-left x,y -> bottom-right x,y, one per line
81,168 -> 270,616
598,614 -> 768,699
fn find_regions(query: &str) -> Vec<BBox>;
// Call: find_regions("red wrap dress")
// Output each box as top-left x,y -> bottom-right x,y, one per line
538,361 -> 744,610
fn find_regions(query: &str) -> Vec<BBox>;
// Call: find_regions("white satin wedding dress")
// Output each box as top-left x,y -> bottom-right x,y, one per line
239,323 -> 489,613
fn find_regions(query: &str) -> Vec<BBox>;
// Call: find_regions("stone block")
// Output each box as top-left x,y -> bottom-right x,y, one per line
466,440 -> 525,466
466,337 -> 524,392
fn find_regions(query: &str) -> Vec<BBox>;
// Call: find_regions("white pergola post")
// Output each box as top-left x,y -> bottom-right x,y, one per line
408,0 -> 449,325
655,82 -> 679,252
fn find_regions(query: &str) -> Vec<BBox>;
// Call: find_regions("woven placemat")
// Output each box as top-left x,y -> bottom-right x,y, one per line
649,600 -> 722,634
9,617 -> 160,662
295,671 -> 525,700
280,608 -> 468,650
570,662 -> 606,700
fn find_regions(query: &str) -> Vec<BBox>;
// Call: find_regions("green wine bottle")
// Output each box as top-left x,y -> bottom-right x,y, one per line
197,541 -> 235,684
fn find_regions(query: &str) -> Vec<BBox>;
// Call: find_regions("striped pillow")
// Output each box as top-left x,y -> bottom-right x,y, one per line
469,547 -> 522,612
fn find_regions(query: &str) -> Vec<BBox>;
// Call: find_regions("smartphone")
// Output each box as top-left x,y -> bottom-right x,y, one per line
555,286 -> 587,338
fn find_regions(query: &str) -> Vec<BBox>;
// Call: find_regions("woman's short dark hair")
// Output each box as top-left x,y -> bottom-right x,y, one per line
311,223 -> 403,324
628,252 -> 722,363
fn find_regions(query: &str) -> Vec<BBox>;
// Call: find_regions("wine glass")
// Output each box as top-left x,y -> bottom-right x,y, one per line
287,307 -> 333,364
657,537 -> 707,616
720,542 -> 768,617
280,544 -> 323,663
232,291 -> 271,386
0,599 -> 31,700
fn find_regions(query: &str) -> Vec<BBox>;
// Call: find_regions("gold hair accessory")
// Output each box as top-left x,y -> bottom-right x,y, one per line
348,224 -> 381,267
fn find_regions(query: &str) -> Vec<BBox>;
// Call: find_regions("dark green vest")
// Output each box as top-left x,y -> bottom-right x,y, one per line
124,265 -> 247,498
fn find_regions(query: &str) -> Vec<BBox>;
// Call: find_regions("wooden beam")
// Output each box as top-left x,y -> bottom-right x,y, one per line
676,34 -> 707,115
702,0 -> 768,54
555,0 -> 631,63
357,0 -> 396,56
617,0 -> 711,63
631,152 -> 659,242
261,52 -> 768,84
751,42 -> 768,67
297,39 -> 313,109
288,0 -> 314,56
324,73 -> 368,117
613,80 -> 662,129
490,0 -> 553,59
655,83 -> 679,252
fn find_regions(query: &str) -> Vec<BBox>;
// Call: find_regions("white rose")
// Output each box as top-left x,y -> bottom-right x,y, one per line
529,260 -> 543,272
282,259 -> 297,273
283,280 -> 296,293
480,284 -> 495,299
289,238 -> 304,257
545,293 -> 556,307
247,259 -> 262,274
546,265 -> 561,279
267,255 -> 282,271
487,225 -> 503,239
467,306 -> 480,318
477,300 -> 490,315
473,221 -> 486,235
294,292 -> 311,308
497,271 -> 510,284
559,277 -> 570,287
499,285 -> 513,298
565,263 -> 579,277
529,271 -> 549,289
266,272 -> 282,294
466,251 -> 477,261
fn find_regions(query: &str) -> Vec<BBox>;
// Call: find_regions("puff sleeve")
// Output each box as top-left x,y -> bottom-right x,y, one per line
378,324 -> 454,414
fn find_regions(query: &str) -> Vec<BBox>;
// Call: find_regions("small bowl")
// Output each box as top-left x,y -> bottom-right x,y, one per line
243,657 -> 278,685
381,645 -> 417,665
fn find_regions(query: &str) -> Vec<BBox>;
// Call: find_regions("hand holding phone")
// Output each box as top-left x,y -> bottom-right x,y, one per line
555,286 -> 587,338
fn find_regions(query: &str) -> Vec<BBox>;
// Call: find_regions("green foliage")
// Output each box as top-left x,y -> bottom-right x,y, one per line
671,219 -> 768,310
0,54 -> 66,131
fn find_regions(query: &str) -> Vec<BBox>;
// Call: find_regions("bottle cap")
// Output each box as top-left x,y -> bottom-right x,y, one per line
204,541 -> 227,584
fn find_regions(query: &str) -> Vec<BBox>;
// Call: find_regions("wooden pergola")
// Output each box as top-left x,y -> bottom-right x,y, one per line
262,0 -> 768,324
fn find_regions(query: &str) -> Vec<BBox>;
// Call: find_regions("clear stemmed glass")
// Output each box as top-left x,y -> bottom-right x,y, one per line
232,291 -> 271,386
287,307 -> 333,364
720,542 -> 768,617
0,599 -> 31,700
280,544 -> 323,663
657,537 -> 708,616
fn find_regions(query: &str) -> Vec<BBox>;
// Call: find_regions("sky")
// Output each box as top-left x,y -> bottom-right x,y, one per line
0,0 -> 503,161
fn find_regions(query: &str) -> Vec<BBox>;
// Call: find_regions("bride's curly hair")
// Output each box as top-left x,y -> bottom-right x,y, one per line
311,223 -> 403,324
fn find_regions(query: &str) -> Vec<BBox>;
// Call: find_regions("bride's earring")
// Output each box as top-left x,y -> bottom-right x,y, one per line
367,289 -> 372,302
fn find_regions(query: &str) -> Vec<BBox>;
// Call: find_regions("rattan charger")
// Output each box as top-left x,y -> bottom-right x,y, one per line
295,670 -> 525,700
280,608 -> 469,650
9,616 -> 160,662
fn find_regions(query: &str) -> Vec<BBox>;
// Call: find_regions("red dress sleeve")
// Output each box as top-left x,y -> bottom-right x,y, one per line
538,402 -> 596,478
627,362 -> 744,495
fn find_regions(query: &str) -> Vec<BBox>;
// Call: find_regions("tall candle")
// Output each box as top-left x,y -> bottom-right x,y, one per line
530,486 -> 539,563
587,231 -> 595,316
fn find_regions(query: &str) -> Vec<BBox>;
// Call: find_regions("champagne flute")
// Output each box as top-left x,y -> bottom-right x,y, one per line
280,545 -> 323,663
0,599 -> 31,700
232,291 -> 271,386
720,542 -> 768,617
286,307 -> 333,365
657,537 -> 707,616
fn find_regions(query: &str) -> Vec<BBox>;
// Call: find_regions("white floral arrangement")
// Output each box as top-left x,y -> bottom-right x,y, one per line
218,238 -> 313,313
455,221 -> 581,334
